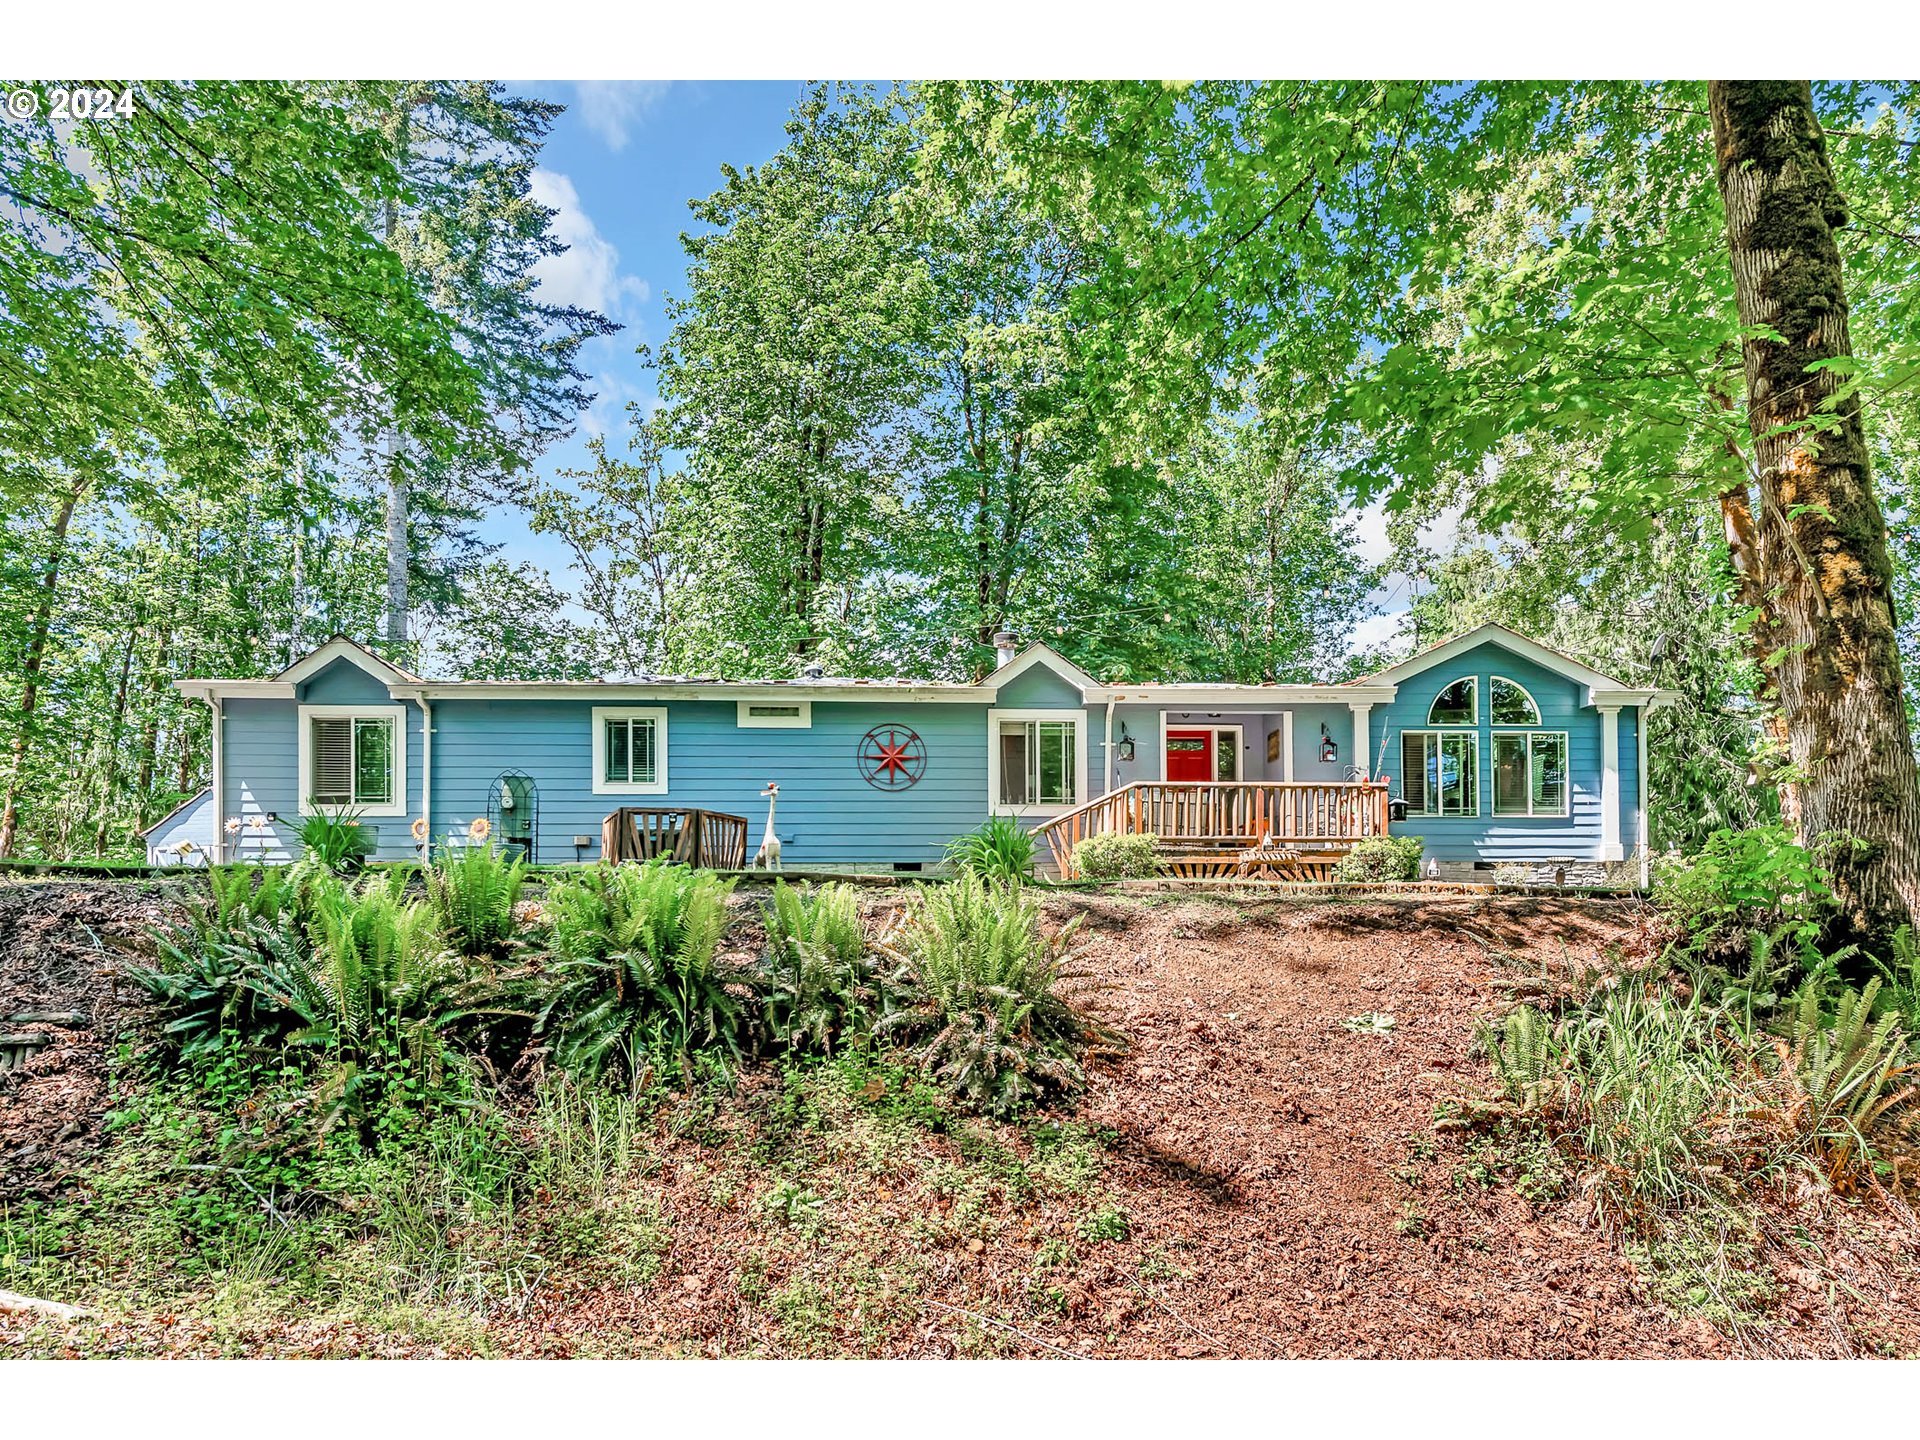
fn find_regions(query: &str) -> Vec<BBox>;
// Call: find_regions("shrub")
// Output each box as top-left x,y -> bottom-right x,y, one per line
294,804 -> 376,872
1654,823 -> 1833,962
1072,832 -> 1160,880
537,859 -> 747,1083
1335,835 -> 1423,883
760,880 -> 894,1056
425,842 -> 526,960
944,815 -> 1036,885
878,874 -> 1118,1118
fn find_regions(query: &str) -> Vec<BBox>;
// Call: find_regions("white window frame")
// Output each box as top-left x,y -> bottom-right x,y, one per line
1491,728 -> 1571,818
592,706 -> 669,795
297,703 -> 407,817
1425,676 -> 1478,727
1401,729 -> 1480,818
1489,675 -> 1542,727
736,699 -> 812,729
987,707 -> 1086,817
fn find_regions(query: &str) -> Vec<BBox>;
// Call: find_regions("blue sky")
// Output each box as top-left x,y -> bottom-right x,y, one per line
487,81 -> 809,572
495,80 -> 1426,656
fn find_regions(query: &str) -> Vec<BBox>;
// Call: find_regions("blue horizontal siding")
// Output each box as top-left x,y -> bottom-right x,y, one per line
222,683 -> 425,865
1376,642 -> 1626,862
427,698 -> 993,865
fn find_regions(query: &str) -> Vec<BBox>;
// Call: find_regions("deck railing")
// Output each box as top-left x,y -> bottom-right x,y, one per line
1030,781 -> 1390,876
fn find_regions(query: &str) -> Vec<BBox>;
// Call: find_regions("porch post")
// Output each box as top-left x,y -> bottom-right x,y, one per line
1348,702 -> 1372,779
1281,711 -> 1294,782
1599,705 -> 1623,861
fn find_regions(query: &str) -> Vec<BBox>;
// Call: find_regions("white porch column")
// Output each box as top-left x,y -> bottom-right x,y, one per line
1348,702 -> 1372,778
1599,705 -> 1623,861
1281,711 -> 1295,781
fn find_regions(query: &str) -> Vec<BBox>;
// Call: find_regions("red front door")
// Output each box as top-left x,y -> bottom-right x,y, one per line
1166,729 -> 1214,782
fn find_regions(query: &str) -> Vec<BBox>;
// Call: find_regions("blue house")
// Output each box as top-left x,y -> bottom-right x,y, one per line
149,624 -> 1670,881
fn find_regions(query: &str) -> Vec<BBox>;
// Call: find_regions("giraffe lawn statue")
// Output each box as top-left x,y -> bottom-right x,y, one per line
750,782 -> 782,871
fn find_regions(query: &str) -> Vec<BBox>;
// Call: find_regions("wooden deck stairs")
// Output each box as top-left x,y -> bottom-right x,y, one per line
1031,781 -> 1391,881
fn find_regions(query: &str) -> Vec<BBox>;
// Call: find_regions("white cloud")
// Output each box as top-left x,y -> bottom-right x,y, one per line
1347,610 -> 1412,658
573,81 -> 671,152
528,170 -> 649,322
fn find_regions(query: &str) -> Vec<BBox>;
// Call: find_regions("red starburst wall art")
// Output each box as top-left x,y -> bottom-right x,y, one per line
856,724 -> 927,790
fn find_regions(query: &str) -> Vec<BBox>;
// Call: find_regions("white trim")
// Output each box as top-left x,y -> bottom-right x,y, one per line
1349,702 -> 1373,778
987,707 -> 1088,817
1088,683 -> 1398,706
736,699 -> 812,729
1281,711 -> 1295,782
1599,706 -> 1623,860
985,641 -> 1102,695
206,697 -> 224,863
1489,729 -> 1572,818
1363,622 -> 1629,693
278,636 -> 414,687
296,703 -> 408,817
1637,700 -> 1651,887
391,681 -> 998,703
418,695 -> 434,856
591,706 -> 669,795
1489,675 -> 1542,726
1400,729 -> 1481,818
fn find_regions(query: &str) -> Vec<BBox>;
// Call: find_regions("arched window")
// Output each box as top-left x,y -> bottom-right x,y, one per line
1426,677 -> 1476,726
1490,676 -> 1540,726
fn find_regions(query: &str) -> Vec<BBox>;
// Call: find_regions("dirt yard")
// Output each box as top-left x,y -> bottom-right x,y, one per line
4,879 -> 1918,1358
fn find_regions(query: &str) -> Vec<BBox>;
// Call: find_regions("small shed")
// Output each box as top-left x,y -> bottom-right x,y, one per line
141,788 -> 216,866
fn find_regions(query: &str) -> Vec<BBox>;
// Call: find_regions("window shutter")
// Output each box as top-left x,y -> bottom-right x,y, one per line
1400,733 -> 1428,813
311,718 -> 353,804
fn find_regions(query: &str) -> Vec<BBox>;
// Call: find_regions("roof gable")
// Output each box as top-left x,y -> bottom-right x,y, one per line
277,636 -> 418,688
986,642 -> 1099,696
1360,623 -> 1636,695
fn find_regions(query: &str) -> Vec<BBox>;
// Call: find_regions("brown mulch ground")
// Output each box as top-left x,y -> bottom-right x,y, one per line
6,880 -> 1920,1357
0,881 -> 169,1206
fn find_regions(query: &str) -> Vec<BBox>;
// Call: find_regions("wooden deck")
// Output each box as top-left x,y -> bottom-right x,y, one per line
1031,781 -> 1391,880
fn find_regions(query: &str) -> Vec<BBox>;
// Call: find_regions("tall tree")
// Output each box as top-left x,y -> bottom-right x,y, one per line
1706,81 -> 1920,939
366,83 -> 617,650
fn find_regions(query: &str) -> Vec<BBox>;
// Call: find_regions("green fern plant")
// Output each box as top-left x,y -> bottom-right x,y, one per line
537,859 -> 746,1083
877,874 -> 1119,1117
1773,978 -> 1919,1190
760,880 -> 893,1055
424,841 -> 526,960
1485,1005 -> 1557,1113
944,815 -> 1037,885
130,913 -> 325,1059
209,864 -> 298,929
298,872 -> 454,1059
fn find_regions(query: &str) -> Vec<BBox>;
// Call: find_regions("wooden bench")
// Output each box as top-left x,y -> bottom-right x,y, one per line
601,807 -> 749,869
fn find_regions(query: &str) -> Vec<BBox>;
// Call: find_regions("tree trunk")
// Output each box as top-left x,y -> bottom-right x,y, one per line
1708,80 -> 1920,943
384,430 -> 410,646
93,621 -> 140,856
0,478 -> 86,859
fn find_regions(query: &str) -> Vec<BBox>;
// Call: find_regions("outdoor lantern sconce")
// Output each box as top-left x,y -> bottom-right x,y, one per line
1319,723 -> 1338,765
1116,722 -> 1136,763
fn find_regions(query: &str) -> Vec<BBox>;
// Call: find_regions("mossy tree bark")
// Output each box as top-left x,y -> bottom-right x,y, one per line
1708,80 -> 1920,943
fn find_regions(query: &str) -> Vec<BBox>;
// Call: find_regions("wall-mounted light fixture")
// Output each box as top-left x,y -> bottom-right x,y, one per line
1319,723 -> 1339,765
1116,721 -> 1136,763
